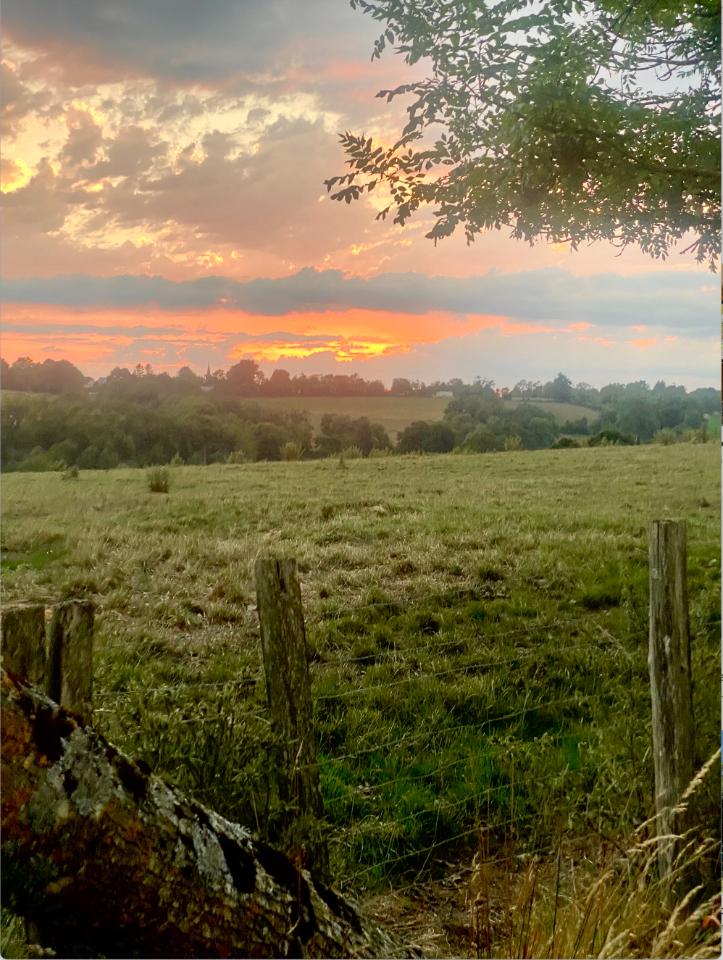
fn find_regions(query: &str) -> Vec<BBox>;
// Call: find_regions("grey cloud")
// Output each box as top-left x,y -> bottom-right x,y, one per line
98,115 -> 372,257
61,108 -> 104,166
0,319 -> 183,337
1,160 -> 74,233
0,317 -> 343,345
2,0 -> 379,86
1,266 -> 714,335
89,125 -> 166,179
0,60 -> 54,137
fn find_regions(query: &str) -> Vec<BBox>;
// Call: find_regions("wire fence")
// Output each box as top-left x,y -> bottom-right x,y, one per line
88,595 -> 653,891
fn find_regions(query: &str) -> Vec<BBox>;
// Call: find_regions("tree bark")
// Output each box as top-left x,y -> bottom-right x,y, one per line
1,604 -> 48,688
1,670 -> 409,959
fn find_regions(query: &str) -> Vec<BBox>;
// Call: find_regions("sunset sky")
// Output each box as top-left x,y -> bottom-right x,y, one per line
1,0 -> 718,387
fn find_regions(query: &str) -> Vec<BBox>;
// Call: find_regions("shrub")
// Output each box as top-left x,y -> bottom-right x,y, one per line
588,428 -> 635,446
146,466 -> 170,493
397,420 -> 456,454
504,434 -> 522,451
62,465 -> 79,480
226,450 -> 248,464
463,425 -> 501,453
552,436 -> 580,449
16,447 -> 65,472
170,452 -> 185,466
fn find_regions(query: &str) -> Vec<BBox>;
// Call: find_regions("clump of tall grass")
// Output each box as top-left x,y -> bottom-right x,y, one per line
281,440 -> 304,461
341,445 -> 362,460
146,466 -> 170,493
654,428 -> 678,446
469,751 -> 721,959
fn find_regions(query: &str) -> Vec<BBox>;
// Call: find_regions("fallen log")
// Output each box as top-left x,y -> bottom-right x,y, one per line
1,670 -> 410,959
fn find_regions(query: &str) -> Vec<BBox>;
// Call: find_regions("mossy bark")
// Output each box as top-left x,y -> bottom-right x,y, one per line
1,670 -> 409,959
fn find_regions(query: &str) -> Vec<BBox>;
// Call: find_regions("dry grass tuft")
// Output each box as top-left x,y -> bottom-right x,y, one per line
467,752 -> 721,958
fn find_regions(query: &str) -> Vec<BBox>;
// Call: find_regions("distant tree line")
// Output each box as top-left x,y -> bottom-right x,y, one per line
2,357 -> 671,405
396,379 -> 720,453
1,392 -> 401,471
1,357 -> 89,394
1,357 -> 719,471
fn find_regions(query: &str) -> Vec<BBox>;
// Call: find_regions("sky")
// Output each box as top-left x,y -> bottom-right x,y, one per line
1,0 -> 719,388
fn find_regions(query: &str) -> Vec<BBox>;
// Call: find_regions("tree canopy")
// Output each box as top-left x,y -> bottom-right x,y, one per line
327,0 -> 720,267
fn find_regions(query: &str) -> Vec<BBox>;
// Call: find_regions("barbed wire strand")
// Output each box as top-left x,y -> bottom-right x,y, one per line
94,627 -> 644,701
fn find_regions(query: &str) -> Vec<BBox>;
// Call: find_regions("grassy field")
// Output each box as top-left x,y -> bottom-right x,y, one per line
255,394 -> 450,436
1,443 -> 719,952
253,395 -> 595,437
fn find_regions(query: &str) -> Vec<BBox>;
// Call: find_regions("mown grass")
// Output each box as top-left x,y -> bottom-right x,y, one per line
1,445 -> 719,909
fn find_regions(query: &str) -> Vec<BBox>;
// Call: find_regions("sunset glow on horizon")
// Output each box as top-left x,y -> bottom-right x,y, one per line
1,1 -> 718,388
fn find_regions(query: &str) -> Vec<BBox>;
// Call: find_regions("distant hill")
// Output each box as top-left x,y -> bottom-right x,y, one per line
255,395 -> 597,439
254,395 -> 450,439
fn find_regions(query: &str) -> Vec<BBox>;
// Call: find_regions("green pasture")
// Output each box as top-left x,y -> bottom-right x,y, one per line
253,395 -> 595,439
254,394 -> 450,437
1,444 -> 719,890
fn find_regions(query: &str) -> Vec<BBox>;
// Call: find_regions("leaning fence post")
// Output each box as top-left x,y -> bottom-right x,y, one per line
254,556 -> 329,882
1,604 -> 48,688
47,600 -> 94,723
648,519 -> 694,883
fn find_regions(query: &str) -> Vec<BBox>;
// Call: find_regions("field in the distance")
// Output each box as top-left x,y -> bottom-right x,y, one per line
1,444 -> 719,951
255,394 -> 449,436
255,395 -> 595,437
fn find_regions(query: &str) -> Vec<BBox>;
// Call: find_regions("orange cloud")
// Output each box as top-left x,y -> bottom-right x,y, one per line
231,337 -> 404,364
629,337 -> 657,350
0,300 -> 574,374
576,334 -> 615,347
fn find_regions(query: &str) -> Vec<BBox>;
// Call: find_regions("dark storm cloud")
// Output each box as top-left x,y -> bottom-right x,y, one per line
1,267 -> 713,335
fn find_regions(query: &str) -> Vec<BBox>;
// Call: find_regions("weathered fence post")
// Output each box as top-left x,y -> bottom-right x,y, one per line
1,604 -> 48,687
47,600 -> 94,723
648,519 -> 694,883
255,556 -> 329,882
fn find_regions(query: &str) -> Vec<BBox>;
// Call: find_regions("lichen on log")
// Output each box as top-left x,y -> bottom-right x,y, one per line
1,669 -> 410,959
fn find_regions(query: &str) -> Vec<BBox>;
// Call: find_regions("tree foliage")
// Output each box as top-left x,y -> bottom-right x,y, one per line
2,357 -> 87,394
327,0 -> 720,266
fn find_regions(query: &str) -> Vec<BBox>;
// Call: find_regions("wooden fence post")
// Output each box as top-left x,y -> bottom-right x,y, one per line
648,519 -> 694,882
1,604 -> 48,688
254,557 -> 329,882
47,600 -> 94,723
